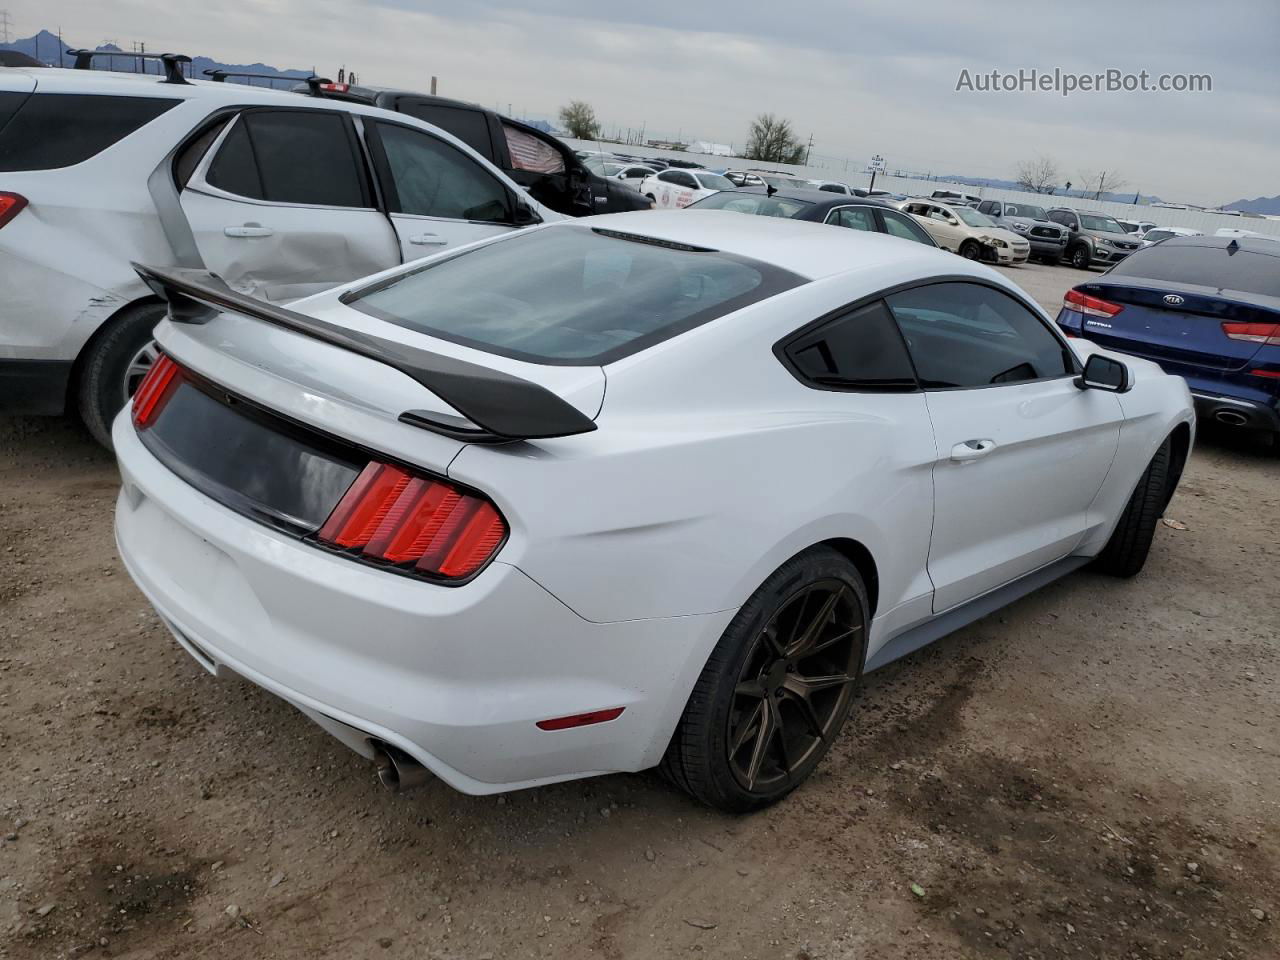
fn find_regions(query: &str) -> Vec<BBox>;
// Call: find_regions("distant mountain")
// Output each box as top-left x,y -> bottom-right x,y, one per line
1221,194 -> 1280,215
0,29 -> 314,86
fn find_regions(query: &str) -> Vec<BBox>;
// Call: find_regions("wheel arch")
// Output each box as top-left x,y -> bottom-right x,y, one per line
1163,420 -> 1192,513
817,536 -> 880,620
66,293 -> 165,407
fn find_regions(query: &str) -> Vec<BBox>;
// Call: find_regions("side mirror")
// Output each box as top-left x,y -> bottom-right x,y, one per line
511,202 -> 542,226
1076,353 -> 1131,392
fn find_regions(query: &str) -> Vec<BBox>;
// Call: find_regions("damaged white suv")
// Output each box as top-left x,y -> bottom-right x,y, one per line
0,54 -> 557,446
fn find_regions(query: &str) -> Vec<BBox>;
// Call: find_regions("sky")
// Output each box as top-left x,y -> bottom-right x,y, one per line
13,0 -> 1280,206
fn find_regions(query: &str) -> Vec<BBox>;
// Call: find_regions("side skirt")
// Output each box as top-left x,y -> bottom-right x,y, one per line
864,555 -> 1090,672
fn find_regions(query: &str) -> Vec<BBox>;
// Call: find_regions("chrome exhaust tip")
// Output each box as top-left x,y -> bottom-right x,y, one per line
1214,409 -> 1249,427
372,742 -> 432,793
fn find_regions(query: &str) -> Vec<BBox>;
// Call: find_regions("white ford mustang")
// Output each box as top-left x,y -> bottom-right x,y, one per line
114,211 -> 1194,812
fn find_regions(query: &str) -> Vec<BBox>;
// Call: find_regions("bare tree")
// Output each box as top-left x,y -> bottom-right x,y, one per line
1014,155 -> 1061,194
558,101 -> 599,140
1077,169 -> 1130,201
743,114 -> 806,165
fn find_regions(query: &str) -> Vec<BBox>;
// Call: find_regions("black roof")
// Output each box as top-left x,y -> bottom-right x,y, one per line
692,187 -> 893,221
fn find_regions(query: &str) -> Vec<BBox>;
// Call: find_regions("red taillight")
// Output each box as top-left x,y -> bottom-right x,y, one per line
0,192 -> 28,229
1249,369 -> 1280,379
131,354 -> 182,428
1223,322 -> 1280,346
317,462 -> 507,580
320,82 -> 350,93
1063,288 -> 1123,318
536,707 -> 625,731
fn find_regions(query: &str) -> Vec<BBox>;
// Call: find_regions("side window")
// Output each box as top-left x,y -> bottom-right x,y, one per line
977,201 -> 992,214
819,183 -> 843,194
398,101 -> 495,160
886,282 -> 1073,389
829,207 -> 877,231
207,110 -> 368,207
783,301 -> 917,391
658,170 -> 679,184
374,121 -> 512,222
1049,211 -> 1073,228
879,210 -> 935,245
676,172 -> 698,189
174,115 -> 232,188
0,93 -> 178,172
502,123 -> 565,174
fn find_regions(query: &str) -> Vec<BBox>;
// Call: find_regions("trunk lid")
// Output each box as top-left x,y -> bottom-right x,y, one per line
1076,278 -> 1280,372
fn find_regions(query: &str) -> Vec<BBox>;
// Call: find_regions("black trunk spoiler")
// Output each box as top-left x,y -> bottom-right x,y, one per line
133,264 -> 598,443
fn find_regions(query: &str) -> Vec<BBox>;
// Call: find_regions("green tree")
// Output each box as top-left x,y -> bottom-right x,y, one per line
743,114 -> 806,164
559,101 -> 599,139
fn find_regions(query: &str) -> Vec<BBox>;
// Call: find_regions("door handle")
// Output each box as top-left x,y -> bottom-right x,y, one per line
950,439 -> 997,462
408,233 -> 448,246
223,225 -> 274,238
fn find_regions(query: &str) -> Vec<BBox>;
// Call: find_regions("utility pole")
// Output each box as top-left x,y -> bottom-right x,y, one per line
804,133 -> 814,166
430,76 -> 437,95
0,10 -> 12,45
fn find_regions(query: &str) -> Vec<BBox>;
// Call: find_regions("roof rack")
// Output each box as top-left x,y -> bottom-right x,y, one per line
67,48 -> 191,85
203,69 -> 324,90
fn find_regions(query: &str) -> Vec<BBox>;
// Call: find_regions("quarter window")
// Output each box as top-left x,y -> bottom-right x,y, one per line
886,282 -> 1073,389
0,93 -> 178,172
375,121 -> 512,222
206,110 -> 368,208
783,302 -> 917,391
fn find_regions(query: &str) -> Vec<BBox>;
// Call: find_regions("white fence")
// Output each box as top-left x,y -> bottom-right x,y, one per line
568,138 -> 1280,239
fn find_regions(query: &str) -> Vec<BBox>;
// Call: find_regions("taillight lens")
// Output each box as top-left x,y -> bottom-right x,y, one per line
1063,288 -> 1123,318
0,192 -> 28,229
320,82 -> 350,93
1223,322 -> 1280,346
317,462 -> 507,581
131,354 -> 182,428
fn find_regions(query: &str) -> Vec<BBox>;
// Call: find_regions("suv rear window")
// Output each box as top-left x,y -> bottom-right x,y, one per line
347,225 -> 805,365
0,93 -> 177,171
1108,243 -> 1280,298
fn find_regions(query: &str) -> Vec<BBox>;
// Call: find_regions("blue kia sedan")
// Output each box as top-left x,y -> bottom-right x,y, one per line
1056,236 -> 1280,438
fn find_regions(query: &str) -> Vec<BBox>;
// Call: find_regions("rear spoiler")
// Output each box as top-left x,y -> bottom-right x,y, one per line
132,264 -> 598,442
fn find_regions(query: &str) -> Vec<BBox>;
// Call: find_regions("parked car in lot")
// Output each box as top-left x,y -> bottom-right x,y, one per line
1140,226 -> 1202,247
116,211 -> 1192,812
688,188 -> 937,247
638,168 -> 736,208
594,161 -> 658,191
1047,208 -> 1142,269
301,83 -> 652,219
900,199 -> 1030,263
1117,218 -> 1158,237
1057,235 -> 1279,439
975,200 -> 1069,263
931,189 -> 982,205
0,61 -> 560,447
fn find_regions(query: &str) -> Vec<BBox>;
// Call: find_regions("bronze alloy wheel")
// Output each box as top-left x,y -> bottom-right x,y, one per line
725,579 -> 862,793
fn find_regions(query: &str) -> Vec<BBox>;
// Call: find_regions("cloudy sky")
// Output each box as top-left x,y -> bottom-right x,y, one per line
16,0 -> 1279,205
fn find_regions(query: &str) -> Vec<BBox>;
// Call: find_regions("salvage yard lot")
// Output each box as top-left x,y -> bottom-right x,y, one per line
2,263 -> 1277,960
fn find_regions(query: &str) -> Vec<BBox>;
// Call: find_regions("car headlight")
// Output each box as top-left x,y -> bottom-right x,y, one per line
981,236 -> 1008,248
1011,222 -> 1029,232
1097,237 -> 1112,246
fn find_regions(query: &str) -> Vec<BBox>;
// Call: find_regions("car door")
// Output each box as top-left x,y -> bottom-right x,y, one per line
181,108 -> 401,301
926,205 -> 966,251
876,209 -> 937,247
885,281 -> 1123,611
365,119 -> 529,260
904,202 -> 949,248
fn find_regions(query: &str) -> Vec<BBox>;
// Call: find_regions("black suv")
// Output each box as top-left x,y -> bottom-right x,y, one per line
302,83 -> 651,217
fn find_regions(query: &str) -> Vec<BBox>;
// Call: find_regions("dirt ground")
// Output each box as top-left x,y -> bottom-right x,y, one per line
2,263 -> 1278,959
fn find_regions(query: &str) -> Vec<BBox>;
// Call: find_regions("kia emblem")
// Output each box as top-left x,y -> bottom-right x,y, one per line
1163,294 -> 1185,306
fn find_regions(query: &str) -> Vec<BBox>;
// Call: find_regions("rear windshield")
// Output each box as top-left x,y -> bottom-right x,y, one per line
690,192 -> 810,217
1108,243 -> 1280,298
0,93 -> 178,171
347,225 -> 805,365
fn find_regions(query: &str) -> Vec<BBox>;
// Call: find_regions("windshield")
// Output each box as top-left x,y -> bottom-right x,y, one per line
601,162 -> 625,176
689,192 -> 811,217
956,207 -> 995,227
1079,214 -> 1126,234
1006,203 -> 1048,219
694,172 -> 735,191
347,226 -> 805,365
761,174 -> 808,188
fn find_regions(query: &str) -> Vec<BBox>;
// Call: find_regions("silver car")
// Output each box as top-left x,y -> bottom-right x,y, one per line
976,200 -> 1069,264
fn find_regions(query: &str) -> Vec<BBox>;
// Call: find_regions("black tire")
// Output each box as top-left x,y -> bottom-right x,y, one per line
660,546 -> 869,813
1045,253 -> 1063,266
1069,244 -> 1092,269
1090,437 -> 1172,578
76,301 -> 167,449
959,239 -> 981,261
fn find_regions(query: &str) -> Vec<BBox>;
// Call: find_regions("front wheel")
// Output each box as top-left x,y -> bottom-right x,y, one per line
76,302 -> 167,449
661,547 -> 869,812
959,239 -> 982,260
1069,244 -> 1092,269
1090,437 -> 1171,577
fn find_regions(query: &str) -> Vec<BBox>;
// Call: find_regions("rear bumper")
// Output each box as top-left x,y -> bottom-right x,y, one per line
1191,391 -> 1280,433
0,358 -> 72,415
112,413 -> 733,794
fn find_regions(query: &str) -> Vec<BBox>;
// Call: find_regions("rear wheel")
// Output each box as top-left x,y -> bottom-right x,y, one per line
661,547 -> 868,812
959,239 -> 981,260
1091,437 -> 1171,577
76,302 -> 167,449
1069,244 -> 1092,269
